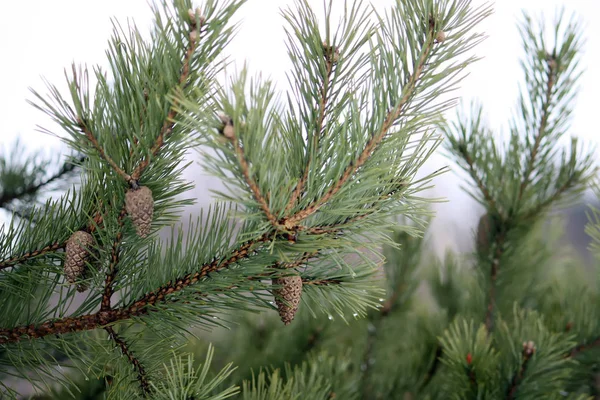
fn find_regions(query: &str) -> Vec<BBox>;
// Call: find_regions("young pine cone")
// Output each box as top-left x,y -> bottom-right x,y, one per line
272,275 -> 303,325
125,186 -> 154,238
64,231 -> 94,288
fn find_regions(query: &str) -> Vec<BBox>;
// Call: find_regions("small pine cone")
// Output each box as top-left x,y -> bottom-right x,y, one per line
435,31 -> 446,43
272,275 -> 303,325
64,231 -> 94,286
125,186 -> 154,238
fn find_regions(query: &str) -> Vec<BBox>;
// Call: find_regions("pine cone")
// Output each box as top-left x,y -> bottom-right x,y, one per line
272,275 -> 303,325
64,231 -> 93,286
125,186 -> 154,238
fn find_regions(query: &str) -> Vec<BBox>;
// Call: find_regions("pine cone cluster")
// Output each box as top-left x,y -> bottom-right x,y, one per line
125,186 -> 154,238
64,230 -> 94,290
272,275 -> 303,325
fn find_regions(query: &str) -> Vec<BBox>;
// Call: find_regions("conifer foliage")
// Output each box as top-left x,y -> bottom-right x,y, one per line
0,0 -> 493,397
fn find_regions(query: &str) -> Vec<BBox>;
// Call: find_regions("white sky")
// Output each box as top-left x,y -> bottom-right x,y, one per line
0,0 -> 598,251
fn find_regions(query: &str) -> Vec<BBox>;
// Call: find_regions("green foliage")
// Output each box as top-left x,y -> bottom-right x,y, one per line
0,0 -> 492,398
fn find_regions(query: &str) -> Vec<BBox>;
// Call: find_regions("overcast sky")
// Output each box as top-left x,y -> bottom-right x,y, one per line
0,0 -> 598,252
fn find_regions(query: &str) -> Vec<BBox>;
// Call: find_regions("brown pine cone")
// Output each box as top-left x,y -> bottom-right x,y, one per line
125,186 -> 154,238
272,275 -> 303,325
64,231 -> 94,286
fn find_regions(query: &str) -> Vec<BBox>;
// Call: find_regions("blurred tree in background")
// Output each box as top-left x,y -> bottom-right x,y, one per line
0,0 -> 598,399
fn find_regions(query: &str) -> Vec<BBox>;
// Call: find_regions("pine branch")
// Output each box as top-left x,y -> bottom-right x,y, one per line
0,155 -> 85,209
485,232 -> 506,333
283,21 -> 438,228
417,345 -> 443,392
101,207 -> 127,311
104,326 -> 150,396
0,200 -> 103,272
457,144 -> 499,215
507,341 -> 536,399
224,120 -> 280,228
569,336 -> 600,358
517,56 -> 557,203
0,233 -> 271,344
76,118 -> 133,184
0,242 -> 64,271
284,43 -> 336,215
130,14 -> 204,182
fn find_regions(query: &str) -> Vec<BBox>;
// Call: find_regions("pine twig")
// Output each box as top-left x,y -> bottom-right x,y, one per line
104,326 -> 150,396
569,336 -> 600,358
458,146 -> 499,215
284,43 -> 336,215
229,131 -> 281,228
101,207 -> 127,311
283,26 -> 437,228
417,345 -> 443,392
0,155 -> 85,208
484,233 -> 505,333
507,341 -> 536,399
130,15 -> 203,182
0,242 -> 64,271
517,56 -> 557,203
76,119 -> 133,184
0,233 -> 271,344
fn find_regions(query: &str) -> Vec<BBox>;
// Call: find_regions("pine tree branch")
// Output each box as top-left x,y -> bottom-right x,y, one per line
417,345 -> 443,392
104,326 -> 150,396
457,145 -> 499,215
76,118 -> 133,184
0,201 -> 103,272
0,233 -> 271,344
0,242 -> 64,271
228,129 -> 281,228
569,336 -> 600,358
101,207 -> 127,311
517,56 -> 557,203
0,155 -> 85,209
130,15 -> 203,182
284,45 -> 336,215
484,232 -> 505,333
507,341 -> 535,399
283,26 -> 437,228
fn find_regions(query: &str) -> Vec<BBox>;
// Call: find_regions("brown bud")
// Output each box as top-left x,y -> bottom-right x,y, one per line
218,113 -> 235,139
125,186 -> 154,238
190,30 -> 199,42
435,31 -> 446,43
64,231 -> 94,287
272,275 -> 303,325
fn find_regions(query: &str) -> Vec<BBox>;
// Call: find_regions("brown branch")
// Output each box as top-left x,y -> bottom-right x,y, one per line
507,341 -> 535,399
101,208 -> 127,311
569,336 -> 600,358
0,242 -> 64,271
230,134 -> 281,227
76,119 -> 133,183
484,233 -> 505,333
284,46 -> 335,215
105,326 -> 150,396
417,345 -> 443,392
0,201 -> 104,272
130,18 -> 202,182
517,56 -> 557,203
460,148 -> 499,215
0,234 -> 270,344
283,30 -> 436,228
